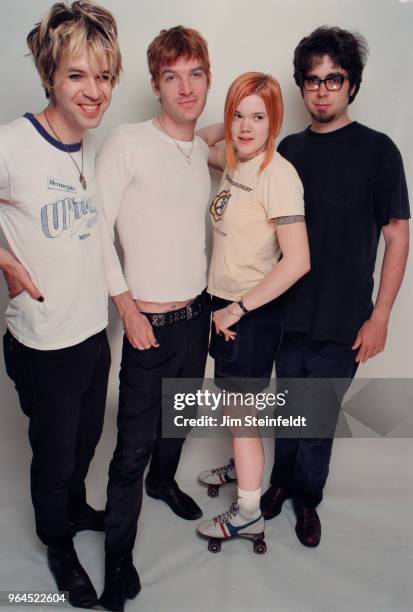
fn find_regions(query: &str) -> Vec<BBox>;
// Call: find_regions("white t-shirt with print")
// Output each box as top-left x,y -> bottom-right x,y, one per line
0,114 -> 108,350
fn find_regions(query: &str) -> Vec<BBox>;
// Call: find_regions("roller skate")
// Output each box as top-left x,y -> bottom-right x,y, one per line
198,458 -> 237,498
197,502 -> 267,554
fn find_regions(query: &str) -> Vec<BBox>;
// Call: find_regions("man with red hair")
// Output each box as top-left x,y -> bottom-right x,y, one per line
96,26 -> 211,611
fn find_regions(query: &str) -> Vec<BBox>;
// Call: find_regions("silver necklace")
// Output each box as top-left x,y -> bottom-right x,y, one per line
157,117 -> 194,165
43,110 -> 87,190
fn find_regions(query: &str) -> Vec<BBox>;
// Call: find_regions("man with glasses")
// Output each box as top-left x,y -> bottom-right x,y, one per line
261,27 -> 410,547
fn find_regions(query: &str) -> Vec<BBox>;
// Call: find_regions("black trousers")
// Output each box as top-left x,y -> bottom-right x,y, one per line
271,332 -> 359,508
3,329 -> 111,548
105,305 -> 210,557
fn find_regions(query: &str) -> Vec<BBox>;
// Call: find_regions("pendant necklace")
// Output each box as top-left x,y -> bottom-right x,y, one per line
43,110 -> 87,190
157,117 -> 194,165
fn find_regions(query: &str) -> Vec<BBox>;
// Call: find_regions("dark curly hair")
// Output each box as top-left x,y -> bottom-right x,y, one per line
293,26 -> 369,104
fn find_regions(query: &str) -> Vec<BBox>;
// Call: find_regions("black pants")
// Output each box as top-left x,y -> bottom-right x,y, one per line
3,329 -> 111,548
105,305 -> 210,557
271,332 -> 359,508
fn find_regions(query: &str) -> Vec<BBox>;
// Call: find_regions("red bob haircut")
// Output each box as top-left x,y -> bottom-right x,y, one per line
147,25 -> 210,85
224,72 -> 284,172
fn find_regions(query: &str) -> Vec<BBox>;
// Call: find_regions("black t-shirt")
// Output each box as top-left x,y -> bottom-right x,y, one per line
278,121 -> 410,345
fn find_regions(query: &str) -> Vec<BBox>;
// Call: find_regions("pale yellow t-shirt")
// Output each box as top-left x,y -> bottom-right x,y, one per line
207,150 -> 304,300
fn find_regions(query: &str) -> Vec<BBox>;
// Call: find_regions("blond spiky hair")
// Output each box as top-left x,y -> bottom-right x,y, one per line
26,1 -> 122,99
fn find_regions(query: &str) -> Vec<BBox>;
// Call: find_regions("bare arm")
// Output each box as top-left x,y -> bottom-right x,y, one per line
352,218 -> 409,363
241,219 -> 310,309
213,219 -> 310,339
0,248 -> 43,301
196,123 -> 225,171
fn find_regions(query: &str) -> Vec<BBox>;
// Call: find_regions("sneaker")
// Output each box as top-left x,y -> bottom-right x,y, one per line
198,458 -> 237,487
197,502 -> 263,539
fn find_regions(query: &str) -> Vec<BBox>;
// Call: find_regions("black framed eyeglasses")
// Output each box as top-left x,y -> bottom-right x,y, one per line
303,75 -> 349,91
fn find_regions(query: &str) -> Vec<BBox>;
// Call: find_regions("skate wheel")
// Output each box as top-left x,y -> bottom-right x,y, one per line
207,485 -> 219,498
208,539 -> 221,553
253,540 -> 267,555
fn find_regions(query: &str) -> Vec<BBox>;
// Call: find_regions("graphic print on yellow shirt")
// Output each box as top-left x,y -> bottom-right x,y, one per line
210,189 -> 231,222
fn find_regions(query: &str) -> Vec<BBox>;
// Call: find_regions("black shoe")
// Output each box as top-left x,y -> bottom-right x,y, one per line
47,545 -> 98,608
145,478 -> 203,520
293,503 -> 321,547
98,554 -> 141,612
260,486 -> 289,520
69,504 -> 105,534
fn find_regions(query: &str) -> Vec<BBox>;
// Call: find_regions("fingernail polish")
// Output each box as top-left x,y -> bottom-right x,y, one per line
37,296 -> 44,302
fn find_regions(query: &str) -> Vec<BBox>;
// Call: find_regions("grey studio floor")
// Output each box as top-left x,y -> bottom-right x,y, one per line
1,344 -> 412,612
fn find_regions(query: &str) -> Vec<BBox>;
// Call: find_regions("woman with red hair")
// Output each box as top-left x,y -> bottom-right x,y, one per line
197,72 -> 310,551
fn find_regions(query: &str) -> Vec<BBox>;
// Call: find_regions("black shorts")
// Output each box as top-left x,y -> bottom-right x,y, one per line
209,294 -> 283,393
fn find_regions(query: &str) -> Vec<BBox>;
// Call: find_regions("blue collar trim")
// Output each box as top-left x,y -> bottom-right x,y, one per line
24,113 -> 82,152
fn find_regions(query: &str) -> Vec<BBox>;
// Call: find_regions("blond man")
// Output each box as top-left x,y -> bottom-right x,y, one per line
0,2 -> 121,607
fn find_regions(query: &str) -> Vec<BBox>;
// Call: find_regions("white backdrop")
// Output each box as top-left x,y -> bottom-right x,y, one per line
0,0 -> 411,385
0,1 -> 412,609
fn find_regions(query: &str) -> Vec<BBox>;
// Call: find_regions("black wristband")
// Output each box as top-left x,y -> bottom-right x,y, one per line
237,299 -> 249,315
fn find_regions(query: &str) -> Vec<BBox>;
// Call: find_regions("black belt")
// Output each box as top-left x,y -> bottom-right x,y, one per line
142,293 -> 205,327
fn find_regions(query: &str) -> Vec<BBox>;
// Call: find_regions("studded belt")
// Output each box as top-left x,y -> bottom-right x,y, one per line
142,292 -> 206,327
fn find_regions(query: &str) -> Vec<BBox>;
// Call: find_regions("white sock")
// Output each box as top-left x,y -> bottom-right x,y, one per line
237,487 -> 261,519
